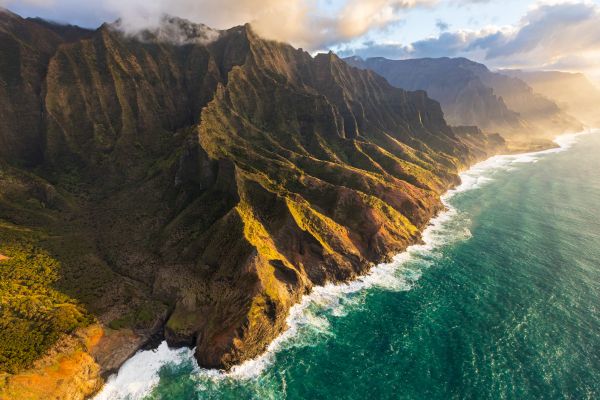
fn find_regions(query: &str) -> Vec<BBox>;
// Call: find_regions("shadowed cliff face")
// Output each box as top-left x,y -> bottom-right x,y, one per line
0,10 -> 93,166
0,11 -> 502,376
345,57 -> 583,139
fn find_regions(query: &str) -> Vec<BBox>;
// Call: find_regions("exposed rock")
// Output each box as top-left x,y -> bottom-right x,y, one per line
0,11 -> 506,385
0,326 -> 104,400
91,329 -> 146,377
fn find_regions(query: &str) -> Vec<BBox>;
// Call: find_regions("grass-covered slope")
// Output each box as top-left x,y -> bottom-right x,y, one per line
0,11 -> 504,380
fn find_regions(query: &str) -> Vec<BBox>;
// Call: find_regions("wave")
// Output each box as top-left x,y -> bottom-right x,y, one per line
94,342 -> 194,400
93,129 -> 594,399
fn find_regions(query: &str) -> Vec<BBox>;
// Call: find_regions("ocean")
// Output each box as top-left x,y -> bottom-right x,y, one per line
95,130 -> 600,400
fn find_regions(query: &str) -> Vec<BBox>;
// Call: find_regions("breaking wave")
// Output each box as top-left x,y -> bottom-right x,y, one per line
94,129 -> 594,399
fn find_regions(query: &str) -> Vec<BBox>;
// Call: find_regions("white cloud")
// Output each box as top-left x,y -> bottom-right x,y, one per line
3,0 -> 437,49
5,0 -> 600,79
342,1 -> 600,75
99,0 -> 435,50
334,0 -> 436,39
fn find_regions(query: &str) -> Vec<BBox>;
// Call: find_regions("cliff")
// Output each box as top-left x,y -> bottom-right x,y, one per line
345,56 -> 583,139
0,11 -> 505,396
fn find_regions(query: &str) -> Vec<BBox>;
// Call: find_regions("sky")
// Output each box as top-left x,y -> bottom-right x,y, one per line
3,0 -> 600,81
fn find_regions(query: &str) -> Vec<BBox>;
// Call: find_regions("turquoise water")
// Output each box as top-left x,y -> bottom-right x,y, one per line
97,132 -> 600,400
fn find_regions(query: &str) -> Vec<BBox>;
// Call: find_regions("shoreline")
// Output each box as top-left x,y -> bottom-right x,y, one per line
91,129 -> 593,399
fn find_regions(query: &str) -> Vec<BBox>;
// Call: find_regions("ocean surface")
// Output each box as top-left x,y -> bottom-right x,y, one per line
96,130 -> 600,400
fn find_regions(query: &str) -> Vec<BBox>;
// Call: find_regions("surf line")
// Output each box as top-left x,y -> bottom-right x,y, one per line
94,129 -> 594,400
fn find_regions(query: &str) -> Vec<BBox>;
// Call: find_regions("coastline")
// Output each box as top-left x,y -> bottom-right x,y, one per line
92,128 -> 595,399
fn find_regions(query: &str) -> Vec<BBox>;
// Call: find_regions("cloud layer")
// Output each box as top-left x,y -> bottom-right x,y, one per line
107,0 -> 443,50
341,1 -> 600,75
1,0 -> 436,50
3,0 -> 598,78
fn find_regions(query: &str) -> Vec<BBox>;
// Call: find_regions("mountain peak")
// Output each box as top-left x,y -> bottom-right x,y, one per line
0,7 -> 24,29
0,7 -> 18,18
0,9 -> 489,378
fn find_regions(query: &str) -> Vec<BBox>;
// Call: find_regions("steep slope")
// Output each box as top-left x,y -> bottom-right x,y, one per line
345,56 -> 525,135
502,69 -> 600,127
464,63 -> 583,136
0,11 -> 503,391
0,10 -> 92,166
345,57 -> 582,139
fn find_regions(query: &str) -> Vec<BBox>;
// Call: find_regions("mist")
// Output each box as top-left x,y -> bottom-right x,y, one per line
1,0 -> 434,50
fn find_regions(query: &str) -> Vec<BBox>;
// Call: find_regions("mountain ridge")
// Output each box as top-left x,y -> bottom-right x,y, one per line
344,56 -> 582,140
1,11 -> 506,399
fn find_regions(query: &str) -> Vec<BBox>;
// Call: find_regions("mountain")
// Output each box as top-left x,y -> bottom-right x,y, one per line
344,56 -> 525,135
0,10 -> 93,166
345,57 -> 582,139
502,69 -> 600,127
0,10 -> 504,398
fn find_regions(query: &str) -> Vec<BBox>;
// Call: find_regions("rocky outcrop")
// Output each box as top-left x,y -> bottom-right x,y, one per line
0,11 -> 505,387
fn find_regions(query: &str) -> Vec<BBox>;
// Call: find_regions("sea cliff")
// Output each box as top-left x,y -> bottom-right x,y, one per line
1,10 -> 510,399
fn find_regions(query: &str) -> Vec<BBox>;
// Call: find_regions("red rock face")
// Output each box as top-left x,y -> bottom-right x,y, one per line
0,12 -> 501,373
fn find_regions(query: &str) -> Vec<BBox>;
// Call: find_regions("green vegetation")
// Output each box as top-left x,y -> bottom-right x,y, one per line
0,233 -> 92,373
108,302 -> 161,330
0,12 -> 508,375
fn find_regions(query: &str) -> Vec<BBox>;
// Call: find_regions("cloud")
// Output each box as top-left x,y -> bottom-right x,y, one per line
436,19 -> 449,31
1,0 -> 54,6
4,0 -> 435,50
6,0 -> 600,79
452,0 -> 491,5
119,0 -> 437,50
343,1 -> 600,74
332,0 -> 436,40
480,2 -> 600,59
338,29 -> 492,59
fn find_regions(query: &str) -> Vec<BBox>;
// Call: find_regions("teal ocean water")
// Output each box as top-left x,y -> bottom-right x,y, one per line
96,131 -> 600,400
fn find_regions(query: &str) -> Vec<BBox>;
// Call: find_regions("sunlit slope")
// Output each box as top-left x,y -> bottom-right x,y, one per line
0,11 -> 503,380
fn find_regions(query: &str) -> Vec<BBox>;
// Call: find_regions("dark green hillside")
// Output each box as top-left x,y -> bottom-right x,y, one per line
0,11 -> 503,374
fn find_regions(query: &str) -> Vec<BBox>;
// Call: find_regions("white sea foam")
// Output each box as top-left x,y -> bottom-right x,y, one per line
94,129 -> 594,399
94,342 -> 194,400
448,129 -> 595,197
